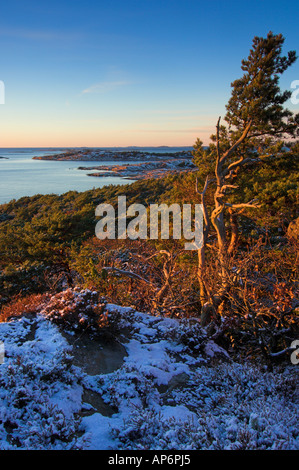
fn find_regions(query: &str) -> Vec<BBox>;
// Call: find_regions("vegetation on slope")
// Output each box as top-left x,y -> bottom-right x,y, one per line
0,32 -> 298,365
0,142 -> 298,364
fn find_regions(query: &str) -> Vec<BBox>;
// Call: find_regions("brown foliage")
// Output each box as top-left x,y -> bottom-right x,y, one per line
0,293 -> 49,322
39,287 -> 109,333
74,238 -> 200,317
202,238 -> 299,361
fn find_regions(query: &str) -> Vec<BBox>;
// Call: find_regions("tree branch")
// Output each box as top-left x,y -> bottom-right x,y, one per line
216,116 -> 221,163
196,175 -> 214,240
219,184 -> 239,195
224,198 -> 261,210
221,119 -> 253,163
223,156 -> 261,178
102,267 -> 154,286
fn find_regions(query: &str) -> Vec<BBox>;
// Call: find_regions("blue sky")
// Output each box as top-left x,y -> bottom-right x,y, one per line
0,0 -> 298,147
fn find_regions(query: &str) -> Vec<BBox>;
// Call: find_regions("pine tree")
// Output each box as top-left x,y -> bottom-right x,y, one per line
195,31 -> 299,324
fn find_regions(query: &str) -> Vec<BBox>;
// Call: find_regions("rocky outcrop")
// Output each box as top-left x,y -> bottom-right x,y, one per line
82,159 -> 196,180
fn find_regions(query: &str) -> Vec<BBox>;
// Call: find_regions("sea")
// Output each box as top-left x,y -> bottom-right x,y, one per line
0,147 -> 192,205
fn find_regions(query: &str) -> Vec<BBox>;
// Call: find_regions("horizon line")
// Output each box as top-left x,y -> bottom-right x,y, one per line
0,145 -> 195,149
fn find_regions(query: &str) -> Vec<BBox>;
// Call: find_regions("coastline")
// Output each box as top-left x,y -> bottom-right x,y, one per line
0,147 -> 194,204
81,159 -> 196,180
33,148 -> 196,180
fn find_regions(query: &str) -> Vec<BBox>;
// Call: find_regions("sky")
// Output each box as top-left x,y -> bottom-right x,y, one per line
0,0 -> 298,148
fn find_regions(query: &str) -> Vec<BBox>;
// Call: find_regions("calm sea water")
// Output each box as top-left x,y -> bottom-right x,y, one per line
0,147 -> 192,205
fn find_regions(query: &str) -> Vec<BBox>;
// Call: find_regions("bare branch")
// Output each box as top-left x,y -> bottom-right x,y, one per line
219,184 -> 239,195
269,347 -> 295,358
102,267 -> 154,286
216,116 -> 221,163
195,175 -> 216,196
224,199 -> 261,210
223,156 -> 260,177
196,176 -> 214,240
134,249 -> 172,262
211,203 -> 225,222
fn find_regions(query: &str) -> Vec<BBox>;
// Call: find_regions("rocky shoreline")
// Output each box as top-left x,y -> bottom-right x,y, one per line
33,148 -> 196,180
80,159 -> 196,180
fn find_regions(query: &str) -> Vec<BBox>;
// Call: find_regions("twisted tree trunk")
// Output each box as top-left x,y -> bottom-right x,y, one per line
197,117 -> 260,324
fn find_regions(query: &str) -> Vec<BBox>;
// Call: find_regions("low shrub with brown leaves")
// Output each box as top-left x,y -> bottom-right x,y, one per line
0,293 -> 49,322
39,287 -> 109,333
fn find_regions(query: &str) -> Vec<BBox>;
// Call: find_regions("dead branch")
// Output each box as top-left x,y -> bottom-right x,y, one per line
224,199 -> 261,210
102,267 -> 154,286
196,175 -> 214,241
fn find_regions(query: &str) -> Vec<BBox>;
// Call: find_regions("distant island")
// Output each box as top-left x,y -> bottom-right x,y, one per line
32,148 -> 193,162
33,148 -> 196,180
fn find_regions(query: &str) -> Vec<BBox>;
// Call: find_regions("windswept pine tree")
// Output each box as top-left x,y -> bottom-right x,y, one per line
193,32 -> 299,324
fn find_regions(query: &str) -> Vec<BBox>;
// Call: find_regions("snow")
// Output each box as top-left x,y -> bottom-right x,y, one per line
204,340 -> 230,359
0,290 -> 298,450
82,413 -> 122,450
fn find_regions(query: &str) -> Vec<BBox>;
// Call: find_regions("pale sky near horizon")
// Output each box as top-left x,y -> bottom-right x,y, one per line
0,0 -> 298,148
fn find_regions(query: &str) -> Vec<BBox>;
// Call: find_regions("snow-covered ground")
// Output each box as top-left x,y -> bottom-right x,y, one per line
0,290 -> 298,450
